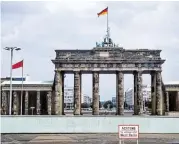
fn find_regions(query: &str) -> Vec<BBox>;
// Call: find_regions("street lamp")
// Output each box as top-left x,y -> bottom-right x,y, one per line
4,47 -> 21,115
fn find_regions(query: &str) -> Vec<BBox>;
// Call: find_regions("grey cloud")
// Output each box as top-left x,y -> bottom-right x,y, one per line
1,1 -> 46,15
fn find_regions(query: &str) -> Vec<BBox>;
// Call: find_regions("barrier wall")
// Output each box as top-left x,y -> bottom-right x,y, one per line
1,116 -> 179,133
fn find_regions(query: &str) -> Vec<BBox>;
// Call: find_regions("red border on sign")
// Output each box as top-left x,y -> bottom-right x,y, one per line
118,125 -> 139,140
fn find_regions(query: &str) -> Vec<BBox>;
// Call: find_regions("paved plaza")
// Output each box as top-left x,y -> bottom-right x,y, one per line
1,133 -> 179,144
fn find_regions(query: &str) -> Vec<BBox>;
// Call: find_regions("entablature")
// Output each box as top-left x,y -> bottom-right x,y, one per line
165,85 -> 179,92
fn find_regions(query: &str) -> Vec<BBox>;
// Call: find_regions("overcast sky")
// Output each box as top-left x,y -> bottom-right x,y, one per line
1,1 -> 179,101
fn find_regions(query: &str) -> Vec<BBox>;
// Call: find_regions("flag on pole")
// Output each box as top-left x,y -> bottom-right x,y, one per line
12,60 -> 24,115
12,60 -> 23,69
97,7 -> 108,17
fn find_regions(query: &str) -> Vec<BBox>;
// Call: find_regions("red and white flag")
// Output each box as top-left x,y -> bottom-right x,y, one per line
12,60 -> 23,69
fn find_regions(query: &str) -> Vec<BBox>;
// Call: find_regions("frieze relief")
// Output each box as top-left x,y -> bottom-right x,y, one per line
59,63 -> 139,69
123,64 -> 135,68
56,62 -> 163,71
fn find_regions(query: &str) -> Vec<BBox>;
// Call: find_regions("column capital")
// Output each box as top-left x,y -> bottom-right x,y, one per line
47,90 -> 52,93
150,70 -> 156,75
74,70 -> 81,74
54,69 -> 59,73
92,71 -> 100,73
156,70 -> 162,73
150,70 -> 162,76
133,70 -> 143,75
116,70 -> 123,72
116,71 -> 123,74
54,69 -> 63,73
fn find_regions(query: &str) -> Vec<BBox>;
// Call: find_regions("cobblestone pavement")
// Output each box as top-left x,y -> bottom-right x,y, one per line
1,134 -> 179,144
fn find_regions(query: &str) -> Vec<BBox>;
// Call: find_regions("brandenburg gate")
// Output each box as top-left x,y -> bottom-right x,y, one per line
51,37 -> 166,116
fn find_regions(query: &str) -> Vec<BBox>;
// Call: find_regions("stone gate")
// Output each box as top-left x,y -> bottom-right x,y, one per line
51,39 -> 166,116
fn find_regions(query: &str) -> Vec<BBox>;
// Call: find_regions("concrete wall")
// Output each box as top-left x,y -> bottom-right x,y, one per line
1,116 -> 179,133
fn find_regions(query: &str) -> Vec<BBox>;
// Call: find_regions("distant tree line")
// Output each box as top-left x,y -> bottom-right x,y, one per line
80,100 -> 131,109
81,101 -> 102,108
64,100 -> 151,110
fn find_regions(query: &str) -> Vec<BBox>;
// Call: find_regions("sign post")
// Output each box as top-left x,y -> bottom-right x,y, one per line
118,125 -> 139,144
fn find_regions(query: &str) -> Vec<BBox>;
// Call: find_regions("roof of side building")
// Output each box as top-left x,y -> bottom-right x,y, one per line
164,81 -> 179,85
1,80 -> 53,85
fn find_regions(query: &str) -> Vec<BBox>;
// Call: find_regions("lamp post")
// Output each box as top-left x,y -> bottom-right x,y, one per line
4,47 -> 21,115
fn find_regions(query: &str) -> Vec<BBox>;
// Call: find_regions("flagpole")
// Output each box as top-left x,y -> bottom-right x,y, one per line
107,7 -> 109,42
20,59 -> 24,115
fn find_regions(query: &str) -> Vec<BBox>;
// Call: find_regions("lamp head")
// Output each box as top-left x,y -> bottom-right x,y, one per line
15,47 -> 21,51
4,47 -> 11,50
4,47 -> 21,51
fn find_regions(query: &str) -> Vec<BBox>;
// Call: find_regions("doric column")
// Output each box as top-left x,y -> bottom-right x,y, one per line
80,73 -> 82,114
176,91 -> 179,111
116,71 -> 124,115
12,91 -> 18,115
62,73 -> 65,114
74,71 -> 81,115
137,71 -> 143,115
51,91 -> 55,115
1,91 -> 8,115
133,71 -> 143,115
47,91 -> 52,115
6,92 -> 10,115
133,72 -> 138,115
36,90 -> 41,115
156,71 -> 164,115
92,72 -> 99,115
54,70 -> 64,115
165,91 -> 169,112
25,91 -> 29,115
151,71 -> 157,115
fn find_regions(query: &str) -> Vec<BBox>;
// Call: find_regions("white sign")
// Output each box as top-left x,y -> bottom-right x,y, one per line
118,125 -> 139,139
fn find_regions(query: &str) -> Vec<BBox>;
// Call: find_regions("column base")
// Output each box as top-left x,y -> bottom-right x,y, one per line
116,113 -> 124,116
150,113 -> 157,116
138,113 -> 145,116
92,113 -> 100,115
133,113 -> 138,116
74,114 -> 81,115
